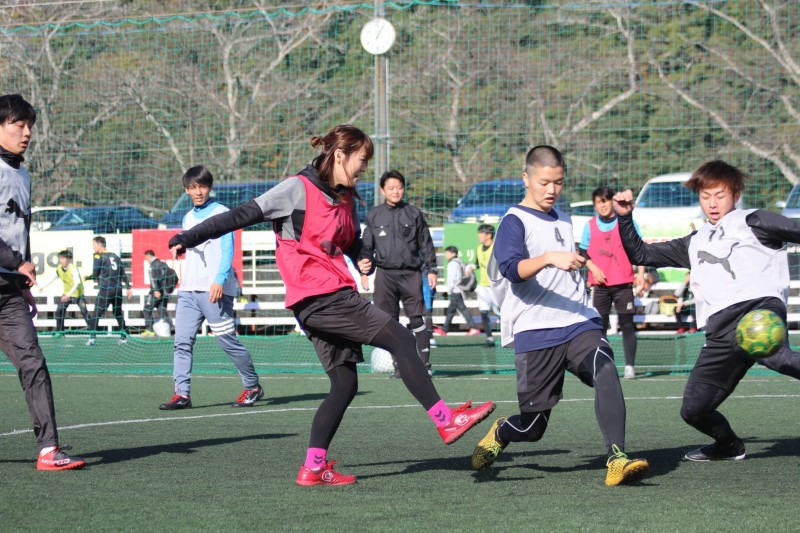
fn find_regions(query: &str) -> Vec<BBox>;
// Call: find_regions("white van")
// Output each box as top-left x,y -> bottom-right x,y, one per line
633,173 -> 702,239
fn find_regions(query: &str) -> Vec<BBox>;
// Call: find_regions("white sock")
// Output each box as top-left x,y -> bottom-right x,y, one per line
40,446 -> 56,456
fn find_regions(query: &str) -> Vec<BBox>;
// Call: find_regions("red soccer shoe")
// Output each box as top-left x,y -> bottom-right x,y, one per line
438,400 -> 496,445
296,460 -> 356,486
37,446 -> 86,471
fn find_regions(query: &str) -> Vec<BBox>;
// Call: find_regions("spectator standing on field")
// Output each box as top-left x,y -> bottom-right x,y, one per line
579,186 -> 645,379
85,235 -> 132,345
434,246 -> 480,336
0,93 -> 85,470
465,224 -> 500,346
38,249 -> 90,336
362,169 -> 438,377
141,249 -> 170,337
158,165 -> 264,410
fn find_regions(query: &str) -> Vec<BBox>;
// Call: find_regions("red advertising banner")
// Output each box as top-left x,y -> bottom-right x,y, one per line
131,229 -> 243,289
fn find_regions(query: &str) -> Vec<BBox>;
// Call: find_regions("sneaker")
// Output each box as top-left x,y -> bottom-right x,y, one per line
624,366 -> 636,379
485,336 -> 495,347
118,337 -> 128,345
37,446 -> 86,471
605,444 -> 649,486
437,400 -> 496,445
85,338 -> 96,346
159,394 -> 191,410
140,330 -> 156,337
684,440 -> 746,462
689,328 -> 698,333
296,460 -> 356,486
471,417 -> 508,470
430,338 -> 437,348
467,328 -> 482,336
433,327 -> 447,336
676,328 -> 686,334
232,385 -> 264,407
389,368 -> 401,379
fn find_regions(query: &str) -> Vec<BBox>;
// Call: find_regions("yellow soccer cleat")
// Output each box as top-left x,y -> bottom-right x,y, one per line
605,444 -> 649,486
471,417 -> 508,470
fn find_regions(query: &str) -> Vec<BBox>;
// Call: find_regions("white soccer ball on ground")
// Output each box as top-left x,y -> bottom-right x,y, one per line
153,319 -> 172,338
370,347 -> 395,373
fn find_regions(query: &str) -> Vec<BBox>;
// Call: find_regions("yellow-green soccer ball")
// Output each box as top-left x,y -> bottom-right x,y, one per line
735,310 -> 785,358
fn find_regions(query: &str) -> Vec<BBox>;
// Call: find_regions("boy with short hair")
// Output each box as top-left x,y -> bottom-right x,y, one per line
159,165 -> 264,410
39,249 -> 90,335
579,186 -> 646,379
434,246 -> 480,336
613,160 -> 800,461
86,235 -> 132,345
465,224 -> 500,345
471,145 -> 648,486
0,93 -> 85,470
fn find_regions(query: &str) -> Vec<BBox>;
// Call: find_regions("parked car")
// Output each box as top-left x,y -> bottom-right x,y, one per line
50,206 -> 159,233
633,173 -> 705,238
160,181 -> 280,230
31,206 -> 71,231
776,183 -> 800,220
447,178 -> 525,223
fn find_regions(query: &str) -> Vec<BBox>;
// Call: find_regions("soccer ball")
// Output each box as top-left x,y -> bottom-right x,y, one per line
370,347 -> 395,373
735,310 -> 785,358
153,319 -> 172,338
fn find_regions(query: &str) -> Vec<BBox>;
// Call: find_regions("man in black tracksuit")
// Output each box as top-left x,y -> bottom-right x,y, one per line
141,249 -> 170,336
86,235 -> 132,345
0,93 -> 85,469
362,170 -> 438,377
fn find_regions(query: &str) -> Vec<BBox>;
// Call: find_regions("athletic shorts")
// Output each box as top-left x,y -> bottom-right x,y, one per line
294,288 -> 393,372
592,283 -> 635,316
373,268 -> 426,319
691,296 -> 787,392
516,329 -> 609,412
476,285 -> 499,314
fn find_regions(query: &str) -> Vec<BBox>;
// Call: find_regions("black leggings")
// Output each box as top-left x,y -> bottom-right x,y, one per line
680,379 -> 738,445
307,319 -> 442,450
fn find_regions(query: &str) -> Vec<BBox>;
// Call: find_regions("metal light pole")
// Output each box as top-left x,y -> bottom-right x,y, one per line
373,1 -> 390,206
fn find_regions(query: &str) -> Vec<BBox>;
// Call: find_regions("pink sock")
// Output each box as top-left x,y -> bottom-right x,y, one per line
304,448 -> 327,470
428,400 -> 452,428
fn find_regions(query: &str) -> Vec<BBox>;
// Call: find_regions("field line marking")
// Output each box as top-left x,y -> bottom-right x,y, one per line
3,393 -> 800,438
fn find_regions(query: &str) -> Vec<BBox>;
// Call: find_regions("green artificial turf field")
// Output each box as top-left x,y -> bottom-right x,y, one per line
2,368 -> 799,532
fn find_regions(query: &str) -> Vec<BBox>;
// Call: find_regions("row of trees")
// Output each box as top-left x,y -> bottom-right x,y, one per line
0,0 -> 796,221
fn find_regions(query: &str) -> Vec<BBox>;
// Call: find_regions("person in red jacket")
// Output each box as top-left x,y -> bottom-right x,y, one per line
169,125 -> 495,486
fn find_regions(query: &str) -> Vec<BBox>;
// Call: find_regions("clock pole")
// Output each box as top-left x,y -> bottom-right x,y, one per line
373,0 -> 389,208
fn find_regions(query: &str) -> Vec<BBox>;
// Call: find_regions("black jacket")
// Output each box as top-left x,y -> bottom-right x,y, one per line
362,201 -> 437,273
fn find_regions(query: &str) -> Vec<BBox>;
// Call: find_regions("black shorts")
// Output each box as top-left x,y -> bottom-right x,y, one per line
372,268 -> 426,319
294,288 -> 393,372
592,283 -> 635,316
691,296 -> 787,392
516,329 -> 610,412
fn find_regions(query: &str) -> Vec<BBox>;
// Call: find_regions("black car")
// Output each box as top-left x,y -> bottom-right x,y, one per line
50,206 -> 159,233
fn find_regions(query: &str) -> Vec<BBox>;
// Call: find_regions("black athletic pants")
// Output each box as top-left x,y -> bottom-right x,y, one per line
54,295 -> 90,332
0,292 -> 59,450
88,288 -> 128,337
143,291 -> 168,330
